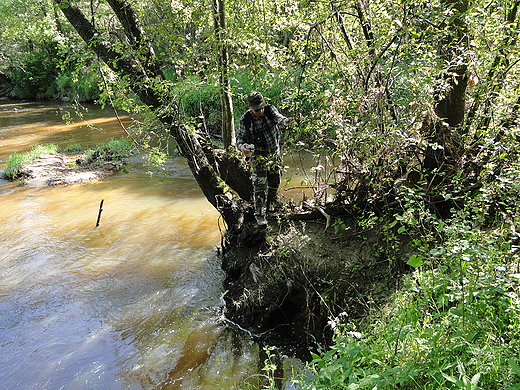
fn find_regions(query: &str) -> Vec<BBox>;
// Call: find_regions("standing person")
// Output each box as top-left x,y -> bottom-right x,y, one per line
236,91 -> 295,226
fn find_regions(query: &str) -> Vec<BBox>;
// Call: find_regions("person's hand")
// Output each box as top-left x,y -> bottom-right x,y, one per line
240,143 -> 252,156
284,117 -> 296,126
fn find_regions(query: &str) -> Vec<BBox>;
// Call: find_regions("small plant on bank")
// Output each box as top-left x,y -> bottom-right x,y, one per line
84,138 -> 134,170
261,346 -> 279,389
235,346 -> 282,390
4,144 -> 60,180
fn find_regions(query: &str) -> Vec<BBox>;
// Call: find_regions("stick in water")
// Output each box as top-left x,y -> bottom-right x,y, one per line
96,199 -> 104,228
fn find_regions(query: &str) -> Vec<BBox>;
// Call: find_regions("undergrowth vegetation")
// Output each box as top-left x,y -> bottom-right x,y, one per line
286,163 -> 520,389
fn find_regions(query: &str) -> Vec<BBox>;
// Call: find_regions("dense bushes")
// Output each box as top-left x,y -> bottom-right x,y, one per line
0,0 -> 102,102
4,41 -> 101,102
9,43 -> 61,100
289,162 -> 520,390
0,30 -> 100,101
3,0 -> 520,387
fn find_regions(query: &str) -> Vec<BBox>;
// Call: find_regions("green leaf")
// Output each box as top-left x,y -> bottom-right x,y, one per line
509,358 -> 520,377
441,372 -> 457,383
471,373 -> 481,385
430,248 -> 444,256
449,307 -> 463,317
407,255 -> 423,268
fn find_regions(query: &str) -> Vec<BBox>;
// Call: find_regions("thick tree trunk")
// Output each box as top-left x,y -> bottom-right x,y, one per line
423,0 -> 469,179
55,0 -> 249,228
54,0 -> 162,107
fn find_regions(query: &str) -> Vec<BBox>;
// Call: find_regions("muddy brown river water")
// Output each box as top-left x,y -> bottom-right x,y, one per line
0,101 -> 305,389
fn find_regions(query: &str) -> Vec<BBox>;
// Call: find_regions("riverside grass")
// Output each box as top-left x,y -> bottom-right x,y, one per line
4,143 -> 60,179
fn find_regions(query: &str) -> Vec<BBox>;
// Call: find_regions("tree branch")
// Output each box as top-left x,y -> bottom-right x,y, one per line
54,0 -> 162,107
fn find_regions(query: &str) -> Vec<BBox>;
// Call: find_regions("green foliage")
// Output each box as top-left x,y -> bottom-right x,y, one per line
55,67 -> 101,103
0,0 -> 100,101
4,144 -> 60,179
181,82 -> 221,118
177,79 -> 222,132
300,258 -> 520,388
84,138 -> 134,170
260,346 -> 279,389
9,39 -> 62,99
60,143 -> 83,154
297,164 -> 520,390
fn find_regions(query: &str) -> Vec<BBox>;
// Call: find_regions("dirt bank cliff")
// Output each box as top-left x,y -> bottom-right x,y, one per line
220,213 -> 412,358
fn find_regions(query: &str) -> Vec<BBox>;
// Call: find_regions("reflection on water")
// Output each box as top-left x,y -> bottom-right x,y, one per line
0,102 -> 263,389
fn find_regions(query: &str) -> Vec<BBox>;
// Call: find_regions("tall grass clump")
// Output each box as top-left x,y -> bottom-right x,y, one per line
294,164 -> 520,390
4,144 -> 60,179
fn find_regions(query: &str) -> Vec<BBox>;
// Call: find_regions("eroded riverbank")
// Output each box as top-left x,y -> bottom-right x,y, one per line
221,216 -> 412,362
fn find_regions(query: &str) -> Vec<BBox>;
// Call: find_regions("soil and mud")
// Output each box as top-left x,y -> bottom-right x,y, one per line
221,210 -> 413,360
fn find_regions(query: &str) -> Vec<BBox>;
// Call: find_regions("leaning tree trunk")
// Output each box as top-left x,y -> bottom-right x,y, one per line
54,0 -> 250,228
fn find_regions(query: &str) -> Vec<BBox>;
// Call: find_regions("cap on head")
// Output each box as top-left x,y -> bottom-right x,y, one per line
248,92 -> 267,110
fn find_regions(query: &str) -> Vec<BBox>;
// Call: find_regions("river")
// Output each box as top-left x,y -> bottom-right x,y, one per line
0,101 -> 309,389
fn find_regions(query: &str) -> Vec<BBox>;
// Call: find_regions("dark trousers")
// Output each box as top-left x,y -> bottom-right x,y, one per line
251,153 -> 281,216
